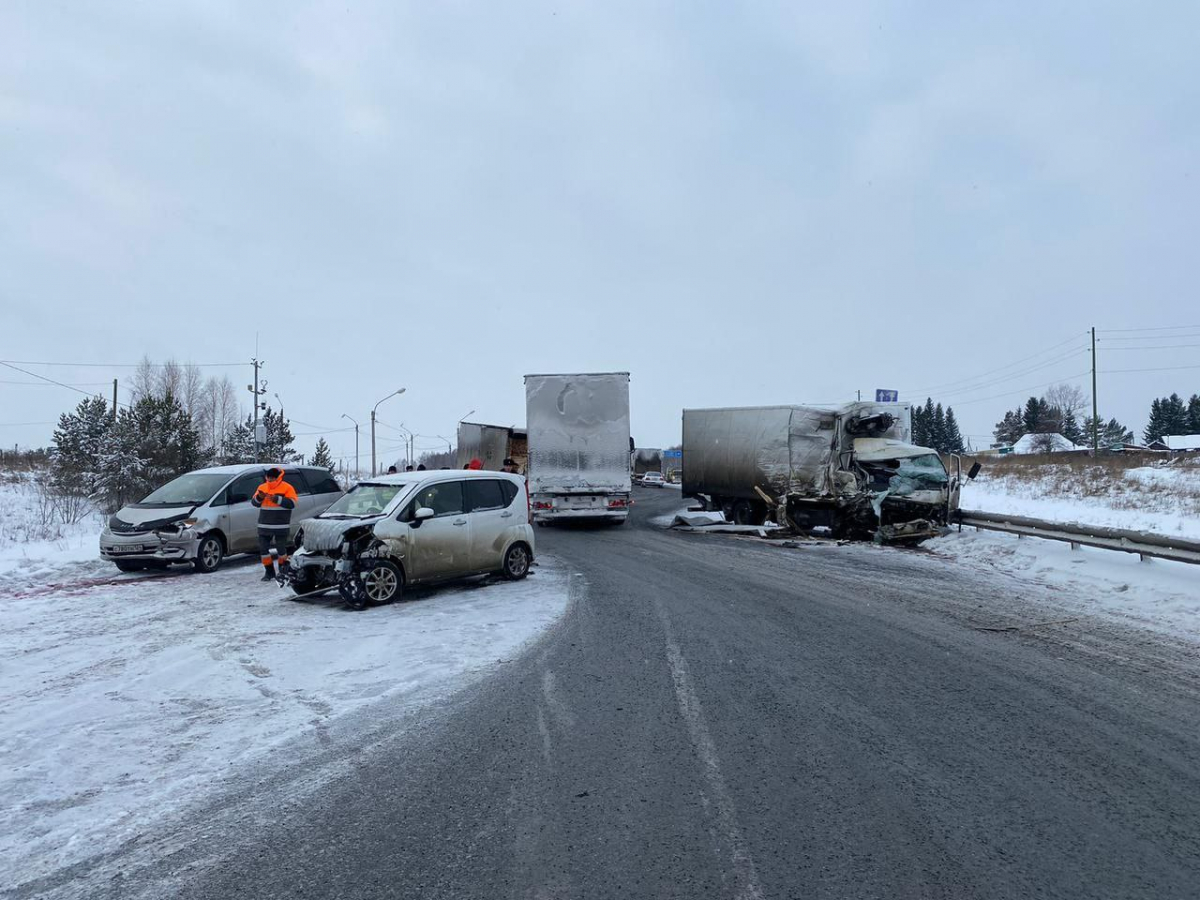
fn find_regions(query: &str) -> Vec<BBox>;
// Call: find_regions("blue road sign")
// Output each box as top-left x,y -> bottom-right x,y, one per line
875,389 -> 899,402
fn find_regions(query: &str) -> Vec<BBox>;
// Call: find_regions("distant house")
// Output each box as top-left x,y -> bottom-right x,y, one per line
1162,434 -> 1200,451
1011,433 -> 1079,454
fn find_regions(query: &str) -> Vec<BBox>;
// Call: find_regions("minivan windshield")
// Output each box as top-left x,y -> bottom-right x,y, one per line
135,472 -> 232,507
321,483 -> 407,517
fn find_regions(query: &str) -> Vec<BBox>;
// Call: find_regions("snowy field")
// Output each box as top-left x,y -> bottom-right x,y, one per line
0,548 -> 569,890
0,473 -> 106,584
960,461 -> 1200,539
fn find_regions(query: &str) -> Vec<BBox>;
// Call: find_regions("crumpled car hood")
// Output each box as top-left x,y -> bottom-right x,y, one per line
300,515 -> 385,551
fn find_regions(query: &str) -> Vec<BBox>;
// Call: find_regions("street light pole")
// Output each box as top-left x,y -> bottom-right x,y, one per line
371,388 -> 406,476
341,413 -> 360,480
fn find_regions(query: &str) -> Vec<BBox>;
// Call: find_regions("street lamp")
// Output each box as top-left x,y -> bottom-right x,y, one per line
458,408 -> 475,423
341,413 -> 360,479
371,388 -> 406,476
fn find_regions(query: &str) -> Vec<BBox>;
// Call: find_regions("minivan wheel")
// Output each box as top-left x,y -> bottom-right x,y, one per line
502,543 -> 531,580
193,534 -> 224,573
341,560 -> 403,609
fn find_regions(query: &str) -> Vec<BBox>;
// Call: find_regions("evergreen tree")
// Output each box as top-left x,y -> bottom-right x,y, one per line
221,406 -> 297,463
1084,415 -> 1134,448
92,414 -> 148,512
51,395 -> 112,495
932,403 -> 947,451
1144,398 -> 1165,443
1061,409 -> 1084,446
943,408 -> 966,453
1022,396 -> 1049,435
311,437 -> 335,471
1188,394 -> 1200,433
1163,393 -> 1190,435
993,408 -> 1025,447
912,401 -> 929,447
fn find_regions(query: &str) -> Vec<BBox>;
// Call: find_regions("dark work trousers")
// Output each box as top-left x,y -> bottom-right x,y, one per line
258,529 -> 289,567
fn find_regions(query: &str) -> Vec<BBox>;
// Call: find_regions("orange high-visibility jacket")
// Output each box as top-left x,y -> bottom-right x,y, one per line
251,472 -> 298,531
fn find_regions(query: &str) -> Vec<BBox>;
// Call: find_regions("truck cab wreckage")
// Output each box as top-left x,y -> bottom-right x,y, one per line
682,403 -> 968,544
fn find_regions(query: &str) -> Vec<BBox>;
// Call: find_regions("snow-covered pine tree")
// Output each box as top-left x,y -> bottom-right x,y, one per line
51,395 -> 112,495
310,437 -> 335,471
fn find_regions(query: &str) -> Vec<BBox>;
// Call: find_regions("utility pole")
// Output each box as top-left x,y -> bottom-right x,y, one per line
248,358 -> 267,462
1091,327 -> 1099,453
112,379 -> 118,421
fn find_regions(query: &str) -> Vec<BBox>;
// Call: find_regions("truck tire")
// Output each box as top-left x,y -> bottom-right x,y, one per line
731,500 -> 754,526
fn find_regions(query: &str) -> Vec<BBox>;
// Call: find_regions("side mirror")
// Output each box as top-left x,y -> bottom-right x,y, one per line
412,506 -> 436,525
967,462 -> 982,480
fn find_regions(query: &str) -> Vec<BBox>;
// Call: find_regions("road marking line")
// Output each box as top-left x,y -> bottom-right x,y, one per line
656,603 -> 764,900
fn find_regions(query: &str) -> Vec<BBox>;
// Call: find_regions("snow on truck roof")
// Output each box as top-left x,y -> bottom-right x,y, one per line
523,372 -> 630,379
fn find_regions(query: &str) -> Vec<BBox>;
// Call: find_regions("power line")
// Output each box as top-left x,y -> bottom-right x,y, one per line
922,349 -> 1089,402
899,332 -> 1086,396
1101,343 -> 1200,351
1101,363 -> 1200,375
0,380 -> 114,387
0,361 -> 131,407
1099,324 -> 1200,334
0,359 -> 247,368
938,370 -> 1092,408
1099,333 -> 1200,342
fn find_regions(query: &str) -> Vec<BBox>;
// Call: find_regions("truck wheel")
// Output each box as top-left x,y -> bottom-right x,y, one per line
192,534 -> 224,573
731,500 -> 754,526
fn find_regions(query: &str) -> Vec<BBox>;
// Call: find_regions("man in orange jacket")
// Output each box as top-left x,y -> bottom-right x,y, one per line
251,467 -> 298,581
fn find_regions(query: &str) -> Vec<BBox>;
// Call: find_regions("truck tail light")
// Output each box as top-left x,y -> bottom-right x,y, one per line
608,498 -> 627,508
533,501 -> 554,510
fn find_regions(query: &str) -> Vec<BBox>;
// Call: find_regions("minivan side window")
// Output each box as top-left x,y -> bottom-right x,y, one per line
410,481 -> 464,518
308,472 -> 341,495
499,481 -> 518,507
285,470 -> 311,495
221,471 -> 265,506
465,479 -> 506,512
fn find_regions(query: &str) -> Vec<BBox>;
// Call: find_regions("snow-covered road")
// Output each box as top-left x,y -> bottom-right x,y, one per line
0,554 -> 569,888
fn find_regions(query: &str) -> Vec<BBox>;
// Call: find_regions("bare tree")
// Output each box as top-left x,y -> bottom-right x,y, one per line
1045,383 -> 1088,419
157,359 -> 183,399
200,374 -> 240,457
1030,432 -> 1061,454
181,363 -> 204,418
130,355 -> 157,402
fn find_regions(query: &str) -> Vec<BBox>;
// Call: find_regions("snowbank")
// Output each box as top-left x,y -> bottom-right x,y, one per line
930,529 -> 1200,639
1,558 -> 569,888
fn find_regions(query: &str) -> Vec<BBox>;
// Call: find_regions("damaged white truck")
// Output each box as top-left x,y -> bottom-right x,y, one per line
681,403 -> 968,543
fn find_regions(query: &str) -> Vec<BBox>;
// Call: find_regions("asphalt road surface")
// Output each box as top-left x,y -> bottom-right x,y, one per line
38,489 -> 1200,899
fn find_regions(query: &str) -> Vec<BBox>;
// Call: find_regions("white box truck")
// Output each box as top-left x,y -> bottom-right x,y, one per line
525,372 -> 632,525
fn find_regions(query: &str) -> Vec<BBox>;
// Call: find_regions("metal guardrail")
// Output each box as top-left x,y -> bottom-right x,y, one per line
955,509 -> 1200,566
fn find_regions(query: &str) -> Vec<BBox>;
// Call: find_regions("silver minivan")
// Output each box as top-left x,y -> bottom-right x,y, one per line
289,469 -> 535,609
99,464 -> 344,573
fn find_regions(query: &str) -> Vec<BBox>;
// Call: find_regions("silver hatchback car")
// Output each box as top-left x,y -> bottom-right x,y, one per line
99,464 -> 344,573
289,469 -> 535,609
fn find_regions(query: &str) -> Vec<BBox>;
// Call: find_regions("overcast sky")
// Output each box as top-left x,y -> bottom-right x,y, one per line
3,1 -> 1198,464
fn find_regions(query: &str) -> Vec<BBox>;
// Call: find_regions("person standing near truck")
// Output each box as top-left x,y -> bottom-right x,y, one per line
251,467 -> 298,582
